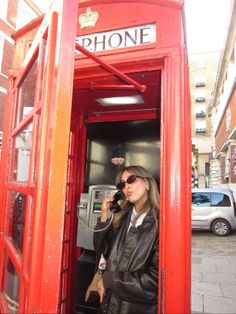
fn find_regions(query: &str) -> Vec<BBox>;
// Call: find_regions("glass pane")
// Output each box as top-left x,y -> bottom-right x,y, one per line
1,250 -> 7,291
192,192 -> 211,206
211,193 -> 231,207
8,192 -> 26,252
17,57 -> 38,123
11,123 -> 32,182
3,258 -> 19,314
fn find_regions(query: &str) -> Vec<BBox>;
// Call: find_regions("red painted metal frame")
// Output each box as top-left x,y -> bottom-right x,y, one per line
159,48 -> 191,313
79,0 -> 184,10
75,43 -> 147,93
0,0 -> 78,313
0,0 -> 191,313
27,1 -> 78,313
68,113 -> 87,311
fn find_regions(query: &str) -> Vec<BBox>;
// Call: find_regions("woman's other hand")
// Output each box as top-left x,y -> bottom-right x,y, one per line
97,277 -> 106,303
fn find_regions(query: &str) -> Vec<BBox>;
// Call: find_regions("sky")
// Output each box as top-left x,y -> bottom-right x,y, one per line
184,0 -> 233,54
33,0 -> 233,55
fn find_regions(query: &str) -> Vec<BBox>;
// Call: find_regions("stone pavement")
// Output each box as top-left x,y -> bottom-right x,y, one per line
191,230 -> 236,314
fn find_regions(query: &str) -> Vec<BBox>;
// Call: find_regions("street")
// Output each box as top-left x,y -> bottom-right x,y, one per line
192,230 -> 236,313
192,230 -> 236,256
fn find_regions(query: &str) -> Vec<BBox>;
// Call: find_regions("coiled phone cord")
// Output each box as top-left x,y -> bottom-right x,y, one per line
77,211 -> 115,233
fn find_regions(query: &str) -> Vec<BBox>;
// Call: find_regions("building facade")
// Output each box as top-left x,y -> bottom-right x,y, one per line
0,0 -> 47,149
189,51 -> 220,188
210,1 -> 236,197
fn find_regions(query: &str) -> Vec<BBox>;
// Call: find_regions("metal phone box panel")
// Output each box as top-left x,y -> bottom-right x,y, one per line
77,185 -> 117,250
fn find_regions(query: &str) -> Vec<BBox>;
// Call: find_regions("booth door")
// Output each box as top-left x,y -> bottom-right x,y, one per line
0,1 -> 77,313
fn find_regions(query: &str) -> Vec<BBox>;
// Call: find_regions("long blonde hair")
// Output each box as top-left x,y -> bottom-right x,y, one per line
113,165 -> 159,229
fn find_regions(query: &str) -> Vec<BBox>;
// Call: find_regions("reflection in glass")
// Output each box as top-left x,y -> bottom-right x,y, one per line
18,58 -> 38,123
211,193 -> 231,207
3,258 -> 19,314
8,192 -> 26,252
12,123 -> 32,182
192,192 -> 211,206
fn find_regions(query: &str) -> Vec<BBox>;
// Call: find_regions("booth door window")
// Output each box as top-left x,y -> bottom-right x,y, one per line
0,51 -> 40,313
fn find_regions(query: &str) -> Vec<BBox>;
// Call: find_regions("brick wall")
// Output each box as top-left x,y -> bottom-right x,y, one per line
215,88 -> 236,156
229,88 -> 236,128
2,41 -> 14,77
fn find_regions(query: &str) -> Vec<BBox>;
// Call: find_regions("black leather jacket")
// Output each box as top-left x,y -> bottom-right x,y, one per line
94,208 -> 159,314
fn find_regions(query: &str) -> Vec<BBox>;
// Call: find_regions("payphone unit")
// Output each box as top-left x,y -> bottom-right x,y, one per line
77,185 -> 117,250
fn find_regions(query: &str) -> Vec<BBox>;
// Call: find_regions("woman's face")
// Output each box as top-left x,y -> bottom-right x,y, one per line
120,170 -> 149,211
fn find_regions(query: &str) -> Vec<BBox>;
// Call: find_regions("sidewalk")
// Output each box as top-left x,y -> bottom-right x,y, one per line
191,232 -> 236,314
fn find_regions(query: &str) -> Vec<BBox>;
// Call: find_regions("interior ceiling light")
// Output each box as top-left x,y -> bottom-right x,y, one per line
97,95 -> 144,106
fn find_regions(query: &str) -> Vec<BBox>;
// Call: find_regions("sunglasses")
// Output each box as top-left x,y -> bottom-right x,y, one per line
116,175 -> 140,190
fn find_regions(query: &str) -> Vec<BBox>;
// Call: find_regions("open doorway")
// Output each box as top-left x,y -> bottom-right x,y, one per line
70,65 -> 162,313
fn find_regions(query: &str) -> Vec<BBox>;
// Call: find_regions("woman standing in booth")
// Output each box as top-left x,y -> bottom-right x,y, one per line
93,165 -> 159,314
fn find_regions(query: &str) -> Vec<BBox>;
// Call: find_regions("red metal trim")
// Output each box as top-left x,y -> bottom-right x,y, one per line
0,77 -> 15,314
68,115 -> 86,312
26,11 -> 59,311
29,0 -> 78,312
7,182 -> 34,195
11,114 -> 34,137
2,237 -> 22,275
159,48 -> 191,314
12,15 -> 44,41
75,43 -> 147,93
20,197 -> 34,289
74,57 -> 164,80
87,110 -> 157,123
79,0 -> 184,10
14,48 -> 39,90
89,84 -> 141,91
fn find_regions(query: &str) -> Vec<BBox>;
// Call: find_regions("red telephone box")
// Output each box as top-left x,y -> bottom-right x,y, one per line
0,0 -> 191,313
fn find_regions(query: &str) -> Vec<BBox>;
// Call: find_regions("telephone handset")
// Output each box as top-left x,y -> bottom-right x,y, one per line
109,190 -> 122,213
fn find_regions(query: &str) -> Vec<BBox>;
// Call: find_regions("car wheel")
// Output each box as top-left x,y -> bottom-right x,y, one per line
211,219 -> 231,236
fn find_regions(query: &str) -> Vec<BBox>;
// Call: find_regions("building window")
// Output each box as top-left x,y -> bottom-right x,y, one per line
194,89 -> 206,102
196,97 -> 206,102
0,0 -> 8,20
225,158 -> 230,179
195,119 -> 206,134
194,75 -> 206,87
226,108 -> 231,132
205,163 -> 209,188
195,111 -> 206,118
195,104 -> 205,114
195,82 -> 206,87
195,128 -> 206,134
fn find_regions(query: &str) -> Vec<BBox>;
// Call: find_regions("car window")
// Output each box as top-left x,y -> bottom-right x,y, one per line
211,193 -> 231,207
192,192 -> 211,206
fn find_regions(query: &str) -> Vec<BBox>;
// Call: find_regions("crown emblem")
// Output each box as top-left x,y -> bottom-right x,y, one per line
79,8 -> 99,29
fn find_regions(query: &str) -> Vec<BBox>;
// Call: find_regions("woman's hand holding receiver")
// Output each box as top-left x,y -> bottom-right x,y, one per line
100,197 -> 114,222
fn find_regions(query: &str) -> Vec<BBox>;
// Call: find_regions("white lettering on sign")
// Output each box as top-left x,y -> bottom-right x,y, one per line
76,23 -> 156,53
